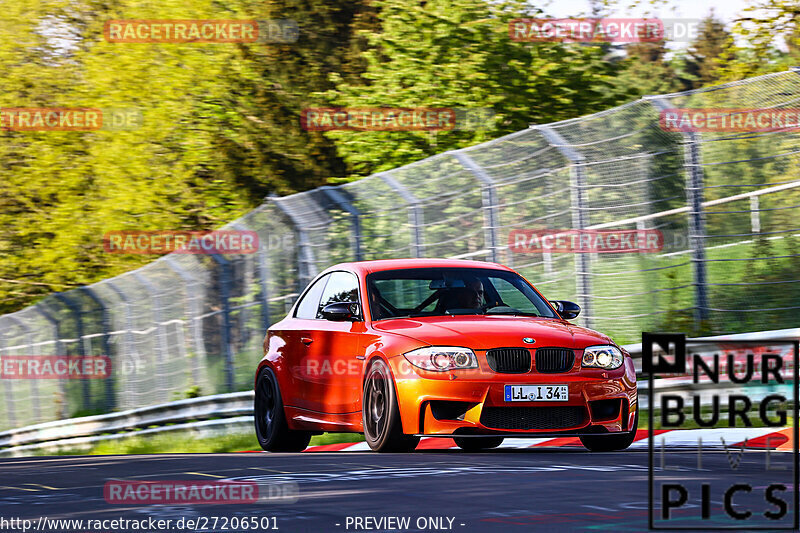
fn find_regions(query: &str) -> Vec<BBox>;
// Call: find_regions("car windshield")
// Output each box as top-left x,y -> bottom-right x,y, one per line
366,267 -> 557,320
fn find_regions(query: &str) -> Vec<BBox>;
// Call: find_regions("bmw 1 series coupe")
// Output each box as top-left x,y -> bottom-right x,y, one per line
254,259 -> 637,452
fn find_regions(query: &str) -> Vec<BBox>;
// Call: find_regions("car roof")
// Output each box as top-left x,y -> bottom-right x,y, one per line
323,258 -> 515,276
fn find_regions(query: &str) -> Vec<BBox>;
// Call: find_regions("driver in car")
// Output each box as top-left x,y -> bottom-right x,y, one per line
454,276 -> 485,309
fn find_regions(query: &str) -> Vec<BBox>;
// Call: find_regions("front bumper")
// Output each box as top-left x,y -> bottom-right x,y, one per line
392,355 -> 637,437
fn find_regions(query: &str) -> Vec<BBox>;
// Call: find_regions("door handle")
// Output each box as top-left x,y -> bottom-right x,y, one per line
301,337 -> 313,346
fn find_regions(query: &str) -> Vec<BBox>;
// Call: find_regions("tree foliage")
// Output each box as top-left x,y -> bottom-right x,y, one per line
0,0 -> 370,313
717,0 -> 800,80
0,0 -> 796,315
322,0 -> 634,177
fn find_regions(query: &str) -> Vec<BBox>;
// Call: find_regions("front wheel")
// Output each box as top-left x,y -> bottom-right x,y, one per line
454,437 -> 504,451
254,367 -> 312,452
362,359 -> 420,452
579,410 -> 638,452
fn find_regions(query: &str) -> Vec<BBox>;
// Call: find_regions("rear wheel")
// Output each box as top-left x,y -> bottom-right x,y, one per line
254,367 -> 312,452
454,437 -> 504,451
580,410 -> 638,452
362,359 -> 420,452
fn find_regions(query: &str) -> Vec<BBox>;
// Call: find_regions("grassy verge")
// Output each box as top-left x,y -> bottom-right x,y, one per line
37,431 -> 365,456
31,406 -> 792,455
639,408 -> 794,430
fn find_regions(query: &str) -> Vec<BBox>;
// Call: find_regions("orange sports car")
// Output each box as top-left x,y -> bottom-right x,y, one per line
254,259 -> 637,452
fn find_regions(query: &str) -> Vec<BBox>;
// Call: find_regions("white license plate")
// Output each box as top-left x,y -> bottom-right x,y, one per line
504,384 -> 568,402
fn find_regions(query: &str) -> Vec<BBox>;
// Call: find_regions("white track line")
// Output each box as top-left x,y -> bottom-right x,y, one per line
304,428 -> 790,452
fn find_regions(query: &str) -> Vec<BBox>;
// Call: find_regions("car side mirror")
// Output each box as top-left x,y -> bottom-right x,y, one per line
321,301 -> 361,321
550,300 -> 580,320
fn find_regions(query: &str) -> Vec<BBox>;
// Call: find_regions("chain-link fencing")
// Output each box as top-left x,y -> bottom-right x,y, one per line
2,68 -> 800,431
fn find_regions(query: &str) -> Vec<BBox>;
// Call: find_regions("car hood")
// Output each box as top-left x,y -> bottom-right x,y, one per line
372,315 -> 612,350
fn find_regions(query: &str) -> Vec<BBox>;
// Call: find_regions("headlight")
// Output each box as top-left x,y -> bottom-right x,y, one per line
582,345 -> 623,370
403,347 -> 478,372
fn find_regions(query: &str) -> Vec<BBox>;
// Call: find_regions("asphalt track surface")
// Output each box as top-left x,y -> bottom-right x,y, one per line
0,449 -> 796,532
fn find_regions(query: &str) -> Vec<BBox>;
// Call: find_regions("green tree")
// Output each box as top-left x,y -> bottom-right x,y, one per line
0,0 -> 374,313
680,14 -> 731,90
717,0 -> 800,80
322,0 -> 633,177
617,40 -> 681,97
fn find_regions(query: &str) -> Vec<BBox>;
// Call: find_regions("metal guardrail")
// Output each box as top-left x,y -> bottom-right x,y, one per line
0,391 -> 253,449
624,327 -> 800,368
0,417 -> 254,457
627,328 -> 798,410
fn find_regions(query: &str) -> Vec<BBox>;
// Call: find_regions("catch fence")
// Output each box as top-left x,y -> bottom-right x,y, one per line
2,69 -> 800,430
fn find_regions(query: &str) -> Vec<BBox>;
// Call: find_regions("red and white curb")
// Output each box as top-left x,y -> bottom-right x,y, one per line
300,428 -> 794,452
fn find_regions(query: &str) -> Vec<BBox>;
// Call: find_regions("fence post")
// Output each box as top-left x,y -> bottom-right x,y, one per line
257,241 -> 272,330
379,173 -> 425,258
132,273 -> 170,401
0,318 -> 17,427
208,254 -> 236,393
452,151 -> 500,263
749,196 -> 761,234
271,195 -> 316,290
231,221 -> 270,331
163,257 -> 207,386
319,186 -> 363,261
53,292 -> 90,410
33,305 -> 67,419
536,125 -> 593,329
649,98 -> 710,325
6,316 -> 40,422
105,280 -> 137,409
229,222 -> 257,367
80,286 -> 116,412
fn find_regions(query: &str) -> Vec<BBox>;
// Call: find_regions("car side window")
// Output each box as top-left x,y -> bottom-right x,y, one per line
294,274 -> 330,319
317,271 -> 359,319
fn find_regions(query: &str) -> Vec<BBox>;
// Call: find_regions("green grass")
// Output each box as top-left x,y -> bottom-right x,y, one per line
28,410 -> 792,455
309,432 -> 365,446
640,407 -> 794,430
35,431 -> 365,456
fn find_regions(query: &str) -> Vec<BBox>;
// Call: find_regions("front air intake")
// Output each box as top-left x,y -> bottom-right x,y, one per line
480,406 -> 586,430
486,348 -> 531,373
535,347 -> 575,373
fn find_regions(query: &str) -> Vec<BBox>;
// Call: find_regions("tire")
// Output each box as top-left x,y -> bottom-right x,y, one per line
579,410 -> 638,452
362,359 -> 420,452
254,367 -> 312,452
454,437 -> 504,451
